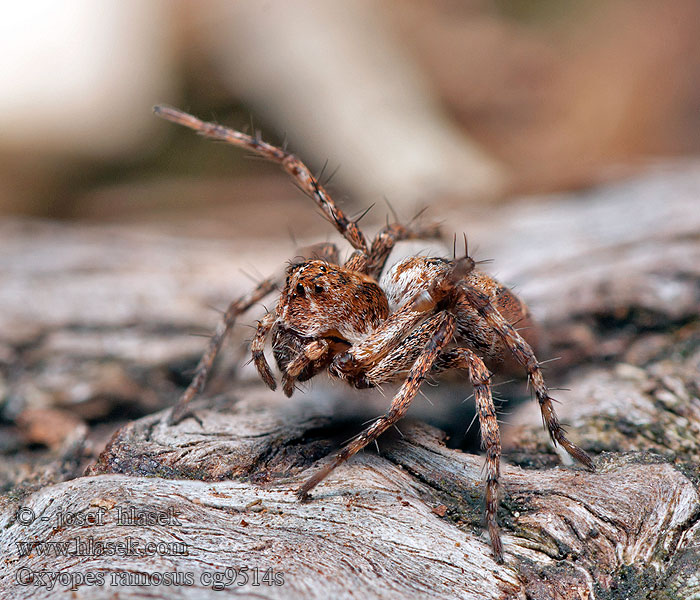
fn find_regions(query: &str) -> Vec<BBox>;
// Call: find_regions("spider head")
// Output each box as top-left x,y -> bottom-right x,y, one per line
266,260 -> 389,396
276,260 -> 389,343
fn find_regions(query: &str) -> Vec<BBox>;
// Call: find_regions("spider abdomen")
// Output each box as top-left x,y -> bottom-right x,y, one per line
382,256 -> 536,365
380,256 -> 452,312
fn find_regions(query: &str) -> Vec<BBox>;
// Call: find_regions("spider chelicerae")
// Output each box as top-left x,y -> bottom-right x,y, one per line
154,105 -> 594,563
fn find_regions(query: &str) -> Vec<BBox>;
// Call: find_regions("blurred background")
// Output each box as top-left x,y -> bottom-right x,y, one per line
2,0 -> 700,229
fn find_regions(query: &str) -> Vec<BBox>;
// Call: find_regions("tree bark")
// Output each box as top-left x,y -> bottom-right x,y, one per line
1,164 -> 699,599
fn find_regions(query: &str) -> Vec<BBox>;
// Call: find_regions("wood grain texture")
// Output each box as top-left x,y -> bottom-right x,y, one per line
1,164 -> 699,599
1,414 -> 698,599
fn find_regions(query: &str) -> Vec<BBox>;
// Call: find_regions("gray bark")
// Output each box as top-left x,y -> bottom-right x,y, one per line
1,163 -> 699,599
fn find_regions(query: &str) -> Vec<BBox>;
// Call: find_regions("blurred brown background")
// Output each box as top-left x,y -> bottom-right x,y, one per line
1,0 -> 699,232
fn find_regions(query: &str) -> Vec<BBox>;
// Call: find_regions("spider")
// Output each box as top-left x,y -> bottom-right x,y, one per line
153,105 -> 594,563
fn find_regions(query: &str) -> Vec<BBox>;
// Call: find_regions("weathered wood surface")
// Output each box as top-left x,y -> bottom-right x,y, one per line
1,164 -> 699,599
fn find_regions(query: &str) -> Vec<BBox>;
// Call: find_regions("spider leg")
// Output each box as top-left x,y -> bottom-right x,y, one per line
169,276 -> 278,425
294,242 -> 341,264
359,314 -> 443,385
296,312 -> 456,499
324,309 -> 507,562
331,256 -> 474,383
340,220 -> 443,276
287,339 -> 330,375
459,284 -> 594,470
342,250 -> 369,273
154,106 -> 368,254
330,300 -> 435,385
432,349 -> 503,563
366,221 -> 443,279
282,339 -> 331,397
251,311 -> 278,391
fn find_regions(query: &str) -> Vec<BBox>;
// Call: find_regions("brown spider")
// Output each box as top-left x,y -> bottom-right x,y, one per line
154,105 -> 594,563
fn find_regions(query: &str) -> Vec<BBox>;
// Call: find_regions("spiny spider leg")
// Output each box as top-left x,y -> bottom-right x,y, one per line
154,106 -> 369,254
459,284 -> 594,470
361,315 -> 444,385
432,348 -> 503,562
251,311 -> 278,391
330,256 -> 473,380
343,223 -> 442,279
169,276 -> 278,425
294,242 -> 341,265
366,221 -> 443,279
296,312 -> 456,500
328,308 -> 505,560
330,301 -> 431,383
343,250 -> 369,273
341,221 -> 443,277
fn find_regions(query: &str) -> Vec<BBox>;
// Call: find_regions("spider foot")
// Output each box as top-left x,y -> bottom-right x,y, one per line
296,461 -> 336,501
296,477 -> 319,502
562,440 -> 595,472
490,537 -> 504,565
295,488 -> 312,503
540,396 -> 596,471
167,404 -> 203,427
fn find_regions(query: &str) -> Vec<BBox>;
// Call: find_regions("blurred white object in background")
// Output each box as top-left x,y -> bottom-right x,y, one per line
0,0 -> 175,158
0,0 -> 507,217
200,0 -> 508,208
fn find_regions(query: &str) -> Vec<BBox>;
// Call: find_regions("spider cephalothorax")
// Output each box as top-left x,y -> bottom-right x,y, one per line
154,105 -> 594,563
279,260 -> 389,341
262,260 -> 389,396
259,254 -> 472,395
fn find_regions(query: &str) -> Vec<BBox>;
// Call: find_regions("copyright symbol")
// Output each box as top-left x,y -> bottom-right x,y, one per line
16,507 -> 35,525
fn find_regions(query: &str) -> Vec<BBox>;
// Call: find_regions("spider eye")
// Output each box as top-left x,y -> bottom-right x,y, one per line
295,283 -> 306,297
314,284 -> 324,294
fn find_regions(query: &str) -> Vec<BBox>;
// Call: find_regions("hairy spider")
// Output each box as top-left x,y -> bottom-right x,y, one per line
154,105 -> 594,563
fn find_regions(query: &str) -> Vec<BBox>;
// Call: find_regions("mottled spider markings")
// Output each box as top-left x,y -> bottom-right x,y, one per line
154,105 -> 594,563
